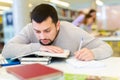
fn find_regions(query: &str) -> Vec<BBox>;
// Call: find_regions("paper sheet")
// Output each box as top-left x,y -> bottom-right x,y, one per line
66,57 -> 105,68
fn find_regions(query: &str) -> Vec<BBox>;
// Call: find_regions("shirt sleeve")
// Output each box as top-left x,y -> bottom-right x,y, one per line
81,32 -> 113,60
1,24 -> 41,58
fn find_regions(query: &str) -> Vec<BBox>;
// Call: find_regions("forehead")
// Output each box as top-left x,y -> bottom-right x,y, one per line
32,17 -> 55,30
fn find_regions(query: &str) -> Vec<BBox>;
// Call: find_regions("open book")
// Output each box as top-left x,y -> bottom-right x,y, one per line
33,49 -> 70,58
11,49 -> 70,60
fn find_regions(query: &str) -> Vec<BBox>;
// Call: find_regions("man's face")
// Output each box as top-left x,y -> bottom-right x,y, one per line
32,17 -> 60,45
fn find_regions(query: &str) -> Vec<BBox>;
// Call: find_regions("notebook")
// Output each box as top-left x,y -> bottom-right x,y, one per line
0,54 -> 20,66
7,63 -> 63,80
64,73 -> 119,80
66,57 -> 105,68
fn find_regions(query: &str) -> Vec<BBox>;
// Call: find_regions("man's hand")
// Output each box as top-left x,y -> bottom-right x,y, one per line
74,48 -> 95,61
40,45 -> 64,53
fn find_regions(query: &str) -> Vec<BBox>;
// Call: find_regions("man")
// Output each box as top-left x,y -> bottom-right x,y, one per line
2,4 -> 113,61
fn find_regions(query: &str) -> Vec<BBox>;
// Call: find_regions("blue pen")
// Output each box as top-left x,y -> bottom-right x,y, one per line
78,37 -> 83,51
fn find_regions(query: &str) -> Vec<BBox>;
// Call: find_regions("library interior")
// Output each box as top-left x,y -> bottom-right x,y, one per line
0,0 -> 120,80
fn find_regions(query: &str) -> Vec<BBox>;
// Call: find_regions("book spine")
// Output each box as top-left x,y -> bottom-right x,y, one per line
21,60 -> 51,65
20,57 -> 51,62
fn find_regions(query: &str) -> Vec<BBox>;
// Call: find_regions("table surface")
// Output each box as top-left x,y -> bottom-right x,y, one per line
98,36 -> 120,41
0,57 -> 120,80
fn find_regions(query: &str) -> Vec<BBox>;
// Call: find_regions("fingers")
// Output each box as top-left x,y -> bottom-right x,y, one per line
74,48 -> 94,61
47,46 -> 64,53
40,45 -> 64,53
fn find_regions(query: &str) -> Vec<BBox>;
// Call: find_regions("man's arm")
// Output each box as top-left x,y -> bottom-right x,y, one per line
1,24 -> 41,58
91,39 -> 113,60
61,21 -> 113,60
74,37 -> 113,60
2,24 -> 64,58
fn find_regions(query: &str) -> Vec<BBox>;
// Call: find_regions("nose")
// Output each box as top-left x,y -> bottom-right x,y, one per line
39,32 -> 46,39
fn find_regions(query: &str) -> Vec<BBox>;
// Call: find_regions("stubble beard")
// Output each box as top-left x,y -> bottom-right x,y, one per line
39,30 -> 59,46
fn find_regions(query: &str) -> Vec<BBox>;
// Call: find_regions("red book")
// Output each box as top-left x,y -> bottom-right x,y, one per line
7,63 -> 63,80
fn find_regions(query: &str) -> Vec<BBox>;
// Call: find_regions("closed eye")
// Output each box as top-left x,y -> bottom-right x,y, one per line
44,29 -> 51,33
34,29 -> 41,33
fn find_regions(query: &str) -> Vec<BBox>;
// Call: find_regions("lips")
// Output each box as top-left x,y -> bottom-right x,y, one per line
41,39 -> 49,44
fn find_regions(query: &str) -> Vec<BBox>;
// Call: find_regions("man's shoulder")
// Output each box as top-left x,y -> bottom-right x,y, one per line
60,21 -> 75,28
60,21 -> 89,35
19,23 -> 33,35
60,21 -> 82,30
22,23 -> 33,31
25,23 -> 32,28
60,21 -> 71,25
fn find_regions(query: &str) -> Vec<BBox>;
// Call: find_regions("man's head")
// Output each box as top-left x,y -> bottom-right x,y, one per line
31,4 -> 60,45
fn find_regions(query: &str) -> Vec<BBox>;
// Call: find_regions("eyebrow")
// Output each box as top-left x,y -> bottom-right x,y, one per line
33,27 -> 51,32
33,28 -> 40,32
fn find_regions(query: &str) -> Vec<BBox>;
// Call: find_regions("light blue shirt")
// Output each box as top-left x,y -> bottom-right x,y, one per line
72,15 -> 85,26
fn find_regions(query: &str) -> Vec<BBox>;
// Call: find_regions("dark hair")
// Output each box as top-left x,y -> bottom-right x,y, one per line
83,14 -> 93,24
31,4 -> 58,24
88,9 -> 96,22
88,9 -> 96,14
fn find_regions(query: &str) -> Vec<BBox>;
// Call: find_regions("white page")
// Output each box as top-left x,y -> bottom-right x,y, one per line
11,49 -> 70,60
66,57 -> 105,68
33,49 -> 70,58
20,57 -> 51,62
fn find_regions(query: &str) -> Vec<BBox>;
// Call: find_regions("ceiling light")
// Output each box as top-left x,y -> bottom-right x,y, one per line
0,0 -> 13,4
0,6 -> 11,10
28,3 -> 33,8
49,0 -> 70,7
96,0 -> 103,6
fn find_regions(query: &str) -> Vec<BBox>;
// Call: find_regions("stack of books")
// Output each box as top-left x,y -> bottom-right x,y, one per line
11,49 -> 70,65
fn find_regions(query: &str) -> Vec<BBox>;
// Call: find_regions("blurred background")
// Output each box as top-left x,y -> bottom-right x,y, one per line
0,0 -> 120,56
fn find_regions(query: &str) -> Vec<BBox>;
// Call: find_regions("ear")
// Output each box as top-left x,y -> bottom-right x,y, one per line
56,21 -> 60,31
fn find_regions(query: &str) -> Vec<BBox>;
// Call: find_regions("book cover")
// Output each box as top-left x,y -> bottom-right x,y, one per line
7,63 -> 63,80
64,73 -> 119,80
2,58 -> 20,66
0,54 -> 20,66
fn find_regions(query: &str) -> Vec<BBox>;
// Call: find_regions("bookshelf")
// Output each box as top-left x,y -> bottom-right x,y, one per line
55,6 -> 79,22
0,15 -> 3,42
0,15 -> 4,53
